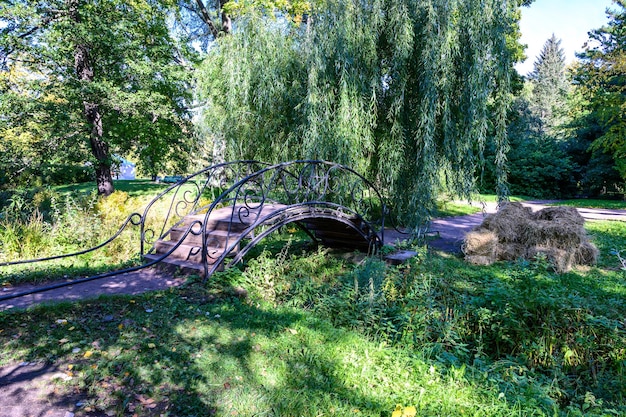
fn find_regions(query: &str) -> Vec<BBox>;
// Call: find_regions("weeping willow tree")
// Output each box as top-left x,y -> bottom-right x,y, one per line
198,0 -> 523,227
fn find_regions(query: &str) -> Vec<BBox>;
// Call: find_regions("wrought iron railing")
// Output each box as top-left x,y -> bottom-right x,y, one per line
0,160 -> 390,301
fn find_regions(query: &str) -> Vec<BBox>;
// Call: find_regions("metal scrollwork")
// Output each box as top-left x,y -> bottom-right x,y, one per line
1,160 -> 392,301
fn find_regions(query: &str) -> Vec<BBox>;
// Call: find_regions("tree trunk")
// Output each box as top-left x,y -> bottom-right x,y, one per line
70,3 -> 114,196
84,100 -> 114,196
219,0 -> 231,34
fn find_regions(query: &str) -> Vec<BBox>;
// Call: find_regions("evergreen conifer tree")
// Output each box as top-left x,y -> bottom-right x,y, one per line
529,34 -> 569,134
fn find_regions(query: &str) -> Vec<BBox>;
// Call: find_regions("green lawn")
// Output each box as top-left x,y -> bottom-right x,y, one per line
474,193 -> 528,203
435,194 -> 527,218
52,179 -> 171,197
1,182 -> 626,416
551,198 -> 626,210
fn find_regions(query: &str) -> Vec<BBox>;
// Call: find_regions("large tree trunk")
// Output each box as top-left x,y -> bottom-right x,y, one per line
219,0 -> 231,34
70,1 -> 114,196
84,100 -> 114,196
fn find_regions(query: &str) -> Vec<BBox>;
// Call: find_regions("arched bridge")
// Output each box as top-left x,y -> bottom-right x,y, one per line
141,160 -> 388,277
0,161 -> 390,303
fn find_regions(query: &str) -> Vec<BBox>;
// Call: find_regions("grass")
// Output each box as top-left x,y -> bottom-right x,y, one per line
435,194 -> 529,218
435,200 -> 482,217
1,182 -> 625,415
474,194 -> 528,203
0,288 -> 534,416
551,199 -> 626,210
51,179 -> 171,197
1,219 -> 626,416
0,180 -> 219,285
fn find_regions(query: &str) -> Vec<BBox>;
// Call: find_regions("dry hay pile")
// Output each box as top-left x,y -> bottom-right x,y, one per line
463,202 -> 599,272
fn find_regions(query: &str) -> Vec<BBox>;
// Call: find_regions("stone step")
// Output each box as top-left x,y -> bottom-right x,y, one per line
154,240 -> 238,264
169,227 -> 245,246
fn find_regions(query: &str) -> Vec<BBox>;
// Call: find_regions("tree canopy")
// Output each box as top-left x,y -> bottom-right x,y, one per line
198,0 -> 528,226
576,0 -> 626,182
529,34 -> 569,134
0,0 -> 193,194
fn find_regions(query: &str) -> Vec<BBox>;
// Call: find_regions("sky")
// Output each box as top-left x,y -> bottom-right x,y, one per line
515,0 -> 615,76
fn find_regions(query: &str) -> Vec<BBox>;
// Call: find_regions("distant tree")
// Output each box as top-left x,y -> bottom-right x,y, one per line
0,0 -> 192,194
480,82 -> 576,199
575,0 -> 626,183
529,34 -> 569,134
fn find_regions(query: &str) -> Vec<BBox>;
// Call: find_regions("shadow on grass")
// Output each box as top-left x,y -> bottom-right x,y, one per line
0,259 -> 142,286
1,245 -> 625,416
0,286 -> 390,416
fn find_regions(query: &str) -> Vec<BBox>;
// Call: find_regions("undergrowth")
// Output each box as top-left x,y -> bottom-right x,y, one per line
225,226 -> 626,416
0,182 -> 212,285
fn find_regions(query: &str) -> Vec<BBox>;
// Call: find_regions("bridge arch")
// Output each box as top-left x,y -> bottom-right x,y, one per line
144,160 -> 388,277
0,161 -> 391,302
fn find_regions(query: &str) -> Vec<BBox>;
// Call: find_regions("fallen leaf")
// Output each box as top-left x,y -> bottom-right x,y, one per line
136,395 -> 158,409
287,328 -> 298,335
83,350 -> 93,358
148,343 -> 156,349
403,406 -> 417,417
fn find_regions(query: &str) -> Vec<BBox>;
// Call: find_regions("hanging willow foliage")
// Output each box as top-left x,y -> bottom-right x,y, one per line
198,0 -> 516,227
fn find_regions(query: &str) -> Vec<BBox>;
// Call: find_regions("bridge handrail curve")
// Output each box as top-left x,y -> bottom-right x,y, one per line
1,160 -> 391,298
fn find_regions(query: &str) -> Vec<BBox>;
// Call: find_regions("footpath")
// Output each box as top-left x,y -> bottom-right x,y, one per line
1,201 -> 625,312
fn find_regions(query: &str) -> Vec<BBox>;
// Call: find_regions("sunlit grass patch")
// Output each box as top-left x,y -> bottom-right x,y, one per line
0,289 -> 546,416
552,199 -> 626,210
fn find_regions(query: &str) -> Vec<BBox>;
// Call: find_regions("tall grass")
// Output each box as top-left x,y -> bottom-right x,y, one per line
0,185 -> 162,284
227,223 -> 626,415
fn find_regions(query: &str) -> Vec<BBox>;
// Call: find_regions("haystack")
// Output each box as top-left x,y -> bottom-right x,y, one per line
463,202 -> 598,272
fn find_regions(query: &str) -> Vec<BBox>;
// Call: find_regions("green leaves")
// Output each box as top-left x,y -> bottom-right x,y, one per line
0,0 -> 193,191
198,0 -> 520,227
575,1 -> 626,182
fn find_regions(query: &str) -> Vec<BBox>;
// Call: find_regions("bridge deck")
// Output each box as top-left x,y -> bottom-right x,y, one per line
146,203 -> 378,276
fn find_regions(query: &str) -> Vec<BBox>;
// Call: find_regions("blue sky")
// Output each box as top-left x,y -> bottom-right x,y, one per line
516,0 -> 615,75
